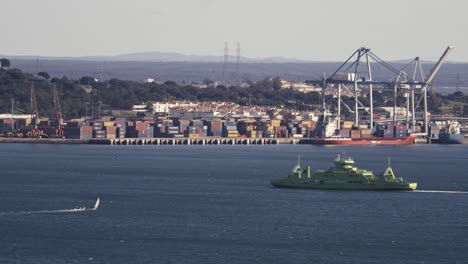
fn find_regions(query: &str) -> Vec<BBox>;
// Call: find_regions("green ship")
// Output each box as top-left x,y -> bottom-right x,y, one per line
271,155 -> 417,191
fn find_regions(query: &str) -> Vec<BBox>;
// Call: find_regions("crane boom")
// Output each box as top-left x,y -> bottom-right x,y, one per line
421,45 -> 453,139
53,83 -> 64,137
426,46 -> 453,85
28,82 -> 42,137
30,82 -> 39,128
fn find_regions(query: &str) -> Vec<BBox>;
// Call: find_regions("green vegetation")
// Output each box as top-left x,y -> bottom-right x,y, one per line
0,66 -> 466,119
0,58 -> 10,69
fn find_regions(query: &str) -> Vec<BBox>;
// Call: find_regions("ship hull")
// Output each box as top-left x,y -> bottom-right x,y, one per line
300,135 -> 415,145
271,181 -> 417,191
438,133 -> 468,144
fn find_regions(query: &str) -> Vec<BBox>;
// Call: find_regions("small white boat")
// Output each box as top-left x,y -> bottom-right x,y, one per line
89,197 -> 100,210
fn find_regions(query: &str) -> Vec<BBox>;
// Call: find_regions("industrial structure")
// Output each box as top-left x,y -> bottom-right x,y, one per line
222,42 -> 242,85
305,46 -> 453,141
27,82 -> 42,137
52,83 -> 64,137
1,46 -> 465,144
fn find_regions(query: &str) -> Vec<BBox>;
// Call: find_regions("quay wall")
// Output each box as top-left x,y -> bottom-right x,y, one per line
0,137 -> 299,145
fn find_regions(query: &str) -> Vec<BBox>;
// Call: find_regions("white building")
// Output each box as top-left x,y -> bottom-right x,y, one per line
131,104 -> 147,113
169,108 -> 219,119
280,80 -> 321,93
374,107 -> 412,119
151,102 -> 170,114
0,114 -> 34,119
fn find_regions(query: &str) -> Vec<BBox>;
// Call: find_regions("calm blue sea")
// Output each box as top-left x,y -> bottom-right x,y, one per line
0,143 -> 467,264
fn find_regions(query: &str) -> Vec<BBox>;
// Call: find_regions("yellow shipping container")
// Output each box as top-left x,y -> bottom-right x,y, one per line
247,130 -> 257,138
187,133 -> 199,139
300,120 -> 312,127
104,121 -> 115,127
342,122 -> 353,129
271,120 -> 281,127
360,129 -> 372,135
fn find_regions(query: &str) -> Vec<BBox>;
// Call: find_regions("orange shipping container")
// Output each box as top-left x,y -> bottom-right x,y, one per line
101,116 -> 113,122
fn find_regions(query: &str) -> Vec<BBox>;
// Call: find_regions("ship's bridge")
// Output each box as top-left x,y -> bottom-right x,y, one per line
335,154 -> 355,167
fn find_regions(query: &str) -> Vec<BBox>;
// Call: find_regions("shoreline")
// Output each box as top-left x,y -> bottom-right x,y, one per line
0,138 -> 87,144
0,137 -> 444,145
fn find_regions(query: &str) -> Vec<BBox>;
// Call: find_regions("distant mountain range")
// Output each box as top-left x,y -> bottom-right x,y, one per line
1,51 -> 310,63
2,51 -> 467,93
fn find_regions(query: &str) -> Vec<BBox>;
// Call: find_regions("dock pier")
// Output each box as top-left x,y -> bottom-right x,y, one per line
0,137 -> 297,145
107,137 -> 294,145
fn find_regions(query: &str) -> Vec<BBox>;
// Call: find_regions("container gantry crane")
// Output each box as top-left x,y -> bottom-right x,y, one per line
305,46 -> 453,137
27,82 -> 42,138
52,83 -> 64,137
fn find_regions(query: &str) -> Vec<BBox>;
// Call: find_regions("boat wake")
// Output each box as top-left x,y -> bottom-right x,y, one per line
0,208 -> 86,216
0,197 -> 100,216
412,190 -> 468,194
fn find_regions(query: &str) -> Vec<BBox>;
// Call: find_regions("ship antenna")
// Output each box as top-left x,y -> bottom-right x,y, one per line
388,157 -> 391,167
298,155 -> 301,166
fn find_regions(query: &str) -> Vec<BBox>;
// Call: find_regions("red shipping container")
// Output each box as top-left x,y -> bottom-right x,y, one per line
80,126 -> 93,134
2,119 -> 15,124
115,120 -> 125,126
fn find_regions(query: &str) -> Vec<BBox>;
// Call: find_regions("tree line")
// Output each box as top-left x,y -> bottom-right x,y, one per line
0,65 -> 466,119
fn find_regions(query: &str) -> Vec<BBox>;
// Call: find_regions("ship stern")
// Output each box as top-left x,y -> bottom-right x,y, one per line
407,182 -> 417,190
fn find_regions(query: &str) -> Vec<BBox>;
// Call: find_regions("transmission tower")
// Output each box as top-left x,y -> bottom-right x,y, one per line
222,42 -> 229,84
236,42 -> 241,85
456,73 -> 463,92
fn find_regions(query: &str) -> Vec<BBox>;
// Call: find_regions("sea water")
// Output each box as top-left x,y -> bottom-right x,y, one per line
0,143 -> 467,263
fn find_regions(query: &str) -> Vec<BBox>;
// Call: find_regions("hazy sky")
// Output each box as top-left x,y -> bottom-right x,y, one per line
3,0 -> 467,61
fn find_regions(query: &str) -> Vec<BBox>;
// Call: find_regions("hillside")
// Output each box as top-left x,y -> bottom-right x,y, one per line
0,67 -> 466,120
